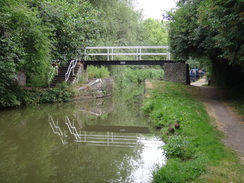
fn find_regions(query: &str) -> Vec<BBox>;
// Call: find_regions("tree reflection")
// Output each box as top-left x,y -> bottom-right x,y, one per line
0,86 -> 164,182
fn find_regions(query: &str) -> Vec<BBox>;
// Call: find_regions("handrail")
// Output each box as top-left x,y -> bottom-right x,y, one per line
84,46 -> 171,61
49,116 -> 67,144
65,59 -> 78,82
65,116 -> 81,141
48,66 -> 58,87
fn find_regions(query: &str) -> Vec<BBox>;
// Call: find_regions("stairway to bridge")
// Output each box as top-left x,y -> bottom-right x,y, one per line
50,64 -> 80,88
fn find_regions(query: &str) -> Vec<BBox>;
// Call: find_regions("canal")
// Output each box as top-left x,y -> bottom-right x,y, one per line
0,86 -> 166,183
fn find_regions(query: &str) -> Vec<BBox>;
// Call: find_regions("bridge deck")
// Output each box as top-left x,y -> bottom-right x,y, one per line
84,60 -> 175,65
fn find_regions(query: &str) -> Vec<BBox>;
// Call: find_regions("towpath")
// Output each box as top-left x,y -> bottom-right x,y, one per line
191,78 -> 244,164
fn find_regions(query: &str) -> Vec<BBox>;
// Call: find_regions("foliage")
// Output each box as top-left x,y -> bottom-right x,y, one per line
38,84 -> 75,103
142,18 -> 168,46
0,83 -> 75,107
168,0 -> 208,61
167,0 -> 244,88
142,81 -> 204,128
31,0 -> 100,62
186,57 -> 210,71
153,158 -> 205,183
0,0 -> 101,107
88,66 -> 110,79
0,61 -> 16,103
0,0 -> 52,85
0,0 -> 170,108
125,68 -> 164,83
110,66 -> 164,89
141,19 -> 170,60
0,0 -> 52,106
0,86 -> 21,107
90,0 -> 144,46
163,136 -> 197,160
141,81 -> 243,183
198,0 -> 244,66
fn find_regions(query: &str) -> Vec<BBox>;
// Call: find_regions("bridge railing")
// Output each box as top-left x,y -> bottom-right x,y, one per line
84,46 -> 171,61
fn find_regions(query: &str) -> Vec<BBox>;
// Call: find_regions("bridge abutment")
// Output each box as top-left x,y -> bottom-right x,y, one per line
75,61 -> 88,83
164,63 -> 190,85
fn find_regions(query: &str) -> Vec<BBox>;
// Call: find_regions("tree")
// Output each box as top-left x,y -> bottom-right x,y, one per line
142,18 -> 168,46
29,0 -> 101,62
89,0 -> 144,46
198,0 -> 244,67
0,0 -> 101,107
167,0 -> 244,87
0,0 -> 52,106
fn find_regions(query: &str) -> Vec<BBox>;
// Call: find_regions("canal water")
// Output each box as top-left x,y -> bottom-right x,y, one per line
0,87 -> 166,183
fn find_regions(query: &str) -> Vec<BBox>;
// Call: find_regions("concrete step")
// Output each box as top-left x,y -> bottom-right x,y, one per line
49,64 -> 80,87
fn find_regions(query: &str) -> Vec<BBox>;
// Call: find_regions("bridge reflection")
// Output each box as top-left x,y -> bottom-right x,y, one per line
49,116 -> 163,148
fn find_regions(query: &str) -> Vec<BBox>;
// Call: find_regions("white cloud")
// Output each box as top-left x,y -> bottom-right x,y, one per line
135,0 -> 177,20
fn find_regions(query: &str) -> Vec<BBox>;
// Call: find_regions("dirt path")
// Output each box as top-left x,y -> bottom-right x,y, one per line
191,78 -> 244,164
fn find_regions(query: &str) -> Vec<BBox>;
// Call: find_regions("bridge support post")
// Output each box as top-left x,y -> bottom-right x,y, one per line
163,63 -> 190,85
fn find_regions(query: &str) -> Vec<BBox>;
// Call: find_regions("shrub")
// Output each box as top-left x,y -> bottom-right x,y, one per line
88,66 -> 110,79
111,66 -> 164,89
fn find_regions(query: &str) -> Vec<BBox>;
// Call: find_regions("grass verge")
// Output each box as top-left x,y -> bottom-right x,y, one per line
142,80 -> 244,183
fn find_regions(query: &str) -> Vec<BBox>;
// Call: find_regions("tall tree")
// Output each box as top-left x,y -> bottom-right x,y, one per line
29,0 -> 101,61
89,0 -> 144,46
0,0 -> 101,107
142,18 -> 168,46
0,0 -> 52,106
167,0 -> 244,87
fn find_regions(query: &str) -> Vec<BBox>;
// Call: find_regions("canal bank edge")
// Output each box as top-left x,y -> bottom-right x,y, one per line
142,80 -> 244,182
74,77 -> 114,100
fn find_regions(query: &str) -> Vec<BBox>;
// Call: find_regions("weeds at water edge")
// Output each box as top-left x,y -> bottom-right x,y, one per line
142,81 -> 244,183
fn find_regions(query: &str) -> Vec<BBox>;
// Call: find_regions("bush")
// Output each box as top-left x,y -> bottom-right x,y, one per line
0,83 -> 75,108
111,66 -> 164,89
88,66 -> 110,79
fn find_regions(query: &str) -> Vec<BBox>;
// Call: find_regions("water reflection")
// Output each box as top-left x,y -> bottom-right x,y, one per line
47,93 -> 166,183
49,116 -> 163,148
0,87 -> 166,183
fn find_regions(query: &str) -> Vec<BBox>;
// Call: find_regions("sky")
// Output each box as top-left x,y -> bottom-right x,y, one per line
135,0 -> 177,20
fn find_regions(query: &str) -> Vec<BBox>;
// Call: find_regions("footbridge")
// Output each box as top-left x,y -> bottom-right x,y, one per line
83,46 -> 173,65
49,46 -> 190,87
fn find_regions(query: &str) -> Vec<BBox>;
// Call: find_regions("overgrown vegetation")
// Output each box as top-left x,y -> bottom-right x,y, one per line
0,0 -> 169,108
110,66 -> 164,89
23,83 -> 75,104
0,0 -> 99,107
167,0 -> 244,89
142,81 -> 244,183
88,66 -> 110,80
0,83 -> 75,108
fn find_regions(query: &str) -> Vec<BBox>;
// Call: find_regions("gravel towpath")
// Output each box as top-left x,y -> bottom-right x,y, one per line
191,78 -> 244,164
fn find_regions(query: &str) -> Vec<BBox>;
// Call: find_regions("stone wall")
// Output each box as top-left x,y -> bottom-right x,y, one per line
17,70 -> 26,87
163,63 -> 190,85
76,78 -> 114,99
72,62 -> 88,84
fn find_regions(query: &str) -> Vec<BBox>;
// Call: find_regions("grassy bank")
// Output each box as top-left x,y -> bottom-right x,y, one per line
0,83 -> 76,108
142,81 -> 244,183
